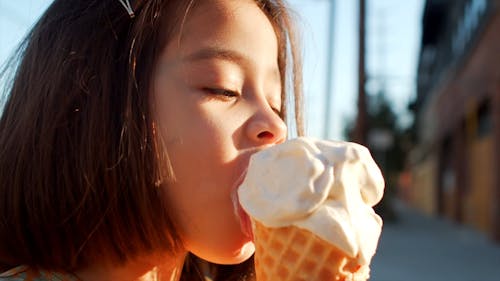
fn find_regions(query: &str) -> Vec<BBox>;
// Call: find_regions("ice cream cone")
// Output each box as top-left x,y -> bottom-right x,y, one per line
252,220 -> 370,281
237,138 -> 384,280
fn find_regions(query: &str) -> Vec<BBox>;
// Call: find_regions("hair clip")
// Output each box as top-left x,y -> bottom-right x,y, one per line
118,0 -> 135,18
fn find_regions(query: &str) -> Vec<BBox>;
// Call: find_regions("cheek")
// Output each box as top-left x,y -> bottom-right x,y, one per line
165,125 -> 241,229
151,80 -> 253,262
156,108 -> 252,263
166,141 -> 253,264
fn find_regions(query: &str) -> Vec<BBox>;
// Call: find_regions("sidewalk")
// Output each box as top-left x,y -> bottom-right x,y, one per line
371,200 -> 500,281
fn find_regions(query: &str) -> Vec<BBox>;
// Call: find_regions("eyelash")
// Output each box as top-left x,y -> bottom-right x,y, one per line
272,106 -> 282,116
202,87 -> 282,115
203,87 -> 239,98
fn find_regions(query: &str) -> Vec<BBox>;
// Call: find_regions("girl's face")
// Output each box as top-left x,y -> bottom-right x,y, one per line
151,0 -> 287,264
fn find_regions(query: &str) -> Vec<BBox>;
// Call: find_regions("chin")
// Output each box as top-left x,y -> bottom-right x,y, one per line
227,241 -> 255,264
196,240 -> 255,265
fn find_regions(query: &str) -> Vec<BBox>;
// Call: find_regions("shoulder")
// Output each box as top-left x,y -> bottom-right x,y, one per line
0,265 -> 79,281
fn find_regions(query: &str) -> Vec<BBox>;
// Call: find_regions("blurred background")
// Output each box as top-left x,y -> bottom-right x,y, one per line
1,0 -> 500,280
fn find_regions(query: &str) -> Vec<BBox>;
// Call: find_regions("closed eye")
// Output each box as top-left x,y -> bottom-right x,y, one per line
202,87 -> 240,99
269,95 -> 282,116
271,106 -> 282,116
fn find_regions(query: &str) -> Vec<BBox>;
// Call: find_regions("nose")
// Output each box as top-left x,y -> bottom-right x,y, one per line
246,104 -> 287,145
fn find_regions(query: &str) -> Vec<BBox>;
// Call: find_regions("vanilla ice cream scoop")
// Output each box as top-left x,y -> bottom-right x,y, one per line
237,137 -> 385,265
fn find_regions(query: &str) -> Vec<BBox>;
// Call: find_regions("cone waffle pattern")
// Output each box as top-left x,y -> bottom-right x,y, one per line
253,221 -> 370,281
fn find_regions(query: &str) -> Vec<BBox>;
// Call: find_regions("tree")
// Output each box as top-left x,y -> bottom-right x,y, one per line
344,90 -> 410,221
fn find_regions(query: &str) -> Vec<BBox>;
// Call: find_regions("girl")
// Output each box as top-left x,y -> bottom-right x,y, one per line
0,0 -> 303,280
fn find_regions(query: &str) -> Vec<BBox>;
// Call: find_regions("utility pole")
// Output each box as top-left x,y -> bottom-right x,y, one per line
354,0 -> 367,144
323,0 -> 336,139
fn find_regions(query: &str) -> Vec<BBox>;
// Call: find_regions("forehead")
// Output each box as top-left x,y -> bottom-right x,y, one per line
161,0 -> 279,65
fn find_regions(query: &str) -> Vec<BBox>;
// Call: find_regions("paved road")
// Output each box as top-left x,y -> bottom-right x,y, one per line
371,200 -> 500,281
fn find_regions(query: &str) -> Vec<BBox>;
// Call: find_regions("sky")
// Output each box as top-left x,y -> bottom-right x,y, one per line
0,0 -> 425,140
287,0 -> 425,139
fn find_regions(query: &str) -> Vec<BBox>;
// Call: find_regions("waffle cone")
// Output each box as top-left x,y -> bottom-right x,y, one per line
252,220 -> 369,281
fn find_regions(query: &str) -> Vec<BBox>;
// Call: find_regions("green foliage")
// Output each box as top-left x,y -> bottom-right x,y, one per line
344,90 -> 412,222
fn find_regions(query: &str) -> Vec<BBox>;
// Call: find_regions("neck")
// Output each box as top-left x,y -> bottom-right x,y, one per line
74,252 -> 187,281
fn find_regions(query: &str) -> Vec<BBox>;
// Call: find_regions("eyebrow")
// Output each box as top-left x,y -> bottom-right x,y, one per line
183,47 -> 247,64
182,47 -> 282,86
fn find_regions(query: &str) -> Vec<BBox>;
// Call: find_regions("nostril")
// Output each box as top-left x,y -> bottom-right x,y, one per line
257,131 -> 274,139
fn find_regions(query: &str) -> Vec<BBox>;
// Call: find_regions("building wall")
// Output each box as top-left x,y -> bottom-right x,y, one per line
410,154 -> 438,216
414,0 -> 500,240
464,136 -> 494,234
435,7 -> 499,235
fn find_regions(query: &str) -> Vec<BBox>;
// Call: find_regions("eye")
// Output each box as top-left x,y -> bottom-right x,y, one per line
269,96 -> 282,116
271,106 -> 282,116
202,87 -> 239,99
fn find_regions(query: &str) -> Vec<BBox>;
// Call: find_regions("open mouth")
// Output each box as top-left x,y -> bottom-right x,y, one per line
231,170 -> 254,241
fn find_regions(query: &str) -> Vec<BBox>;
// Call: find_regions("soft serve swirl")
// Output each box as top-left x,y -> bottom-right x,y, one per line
237,137 -> 385,265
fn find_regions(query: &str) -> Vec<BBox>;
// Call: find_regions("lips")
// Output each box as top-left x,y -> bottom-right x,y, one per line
230,147 -> 272,241
231,168 -> 254,241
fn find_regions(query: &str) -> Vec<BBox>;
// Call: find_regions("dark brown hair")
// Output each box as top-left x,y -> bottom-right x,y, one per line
0,0 -> 303,279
